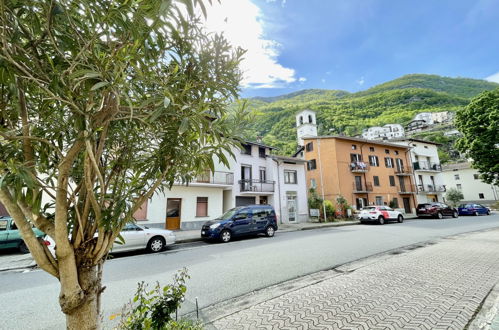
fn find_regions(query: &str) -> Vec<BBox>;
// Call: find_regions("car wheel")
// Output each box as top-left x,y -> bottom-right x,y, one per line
474,211 -> 479,216
19,241 -> 30,254
397,215 -> 404,223
378,216 -> 385,225
265,226 -> 275,237
147,236 -> 165,252
452,211 -> 458,218
487,210 -> 491,215
220,230 -> 231,243
436,212 -> 443,219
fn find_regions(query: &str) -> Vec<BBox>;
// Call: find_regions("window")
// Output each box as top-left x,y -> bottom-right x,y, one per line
299,116 -> 303,125
241,143 -> 252,155
385,149 -> 390,154
384,157 -> 393,168
375,196 -> 383,205
479,193 -> 485,199
306,142 -> 314,152
395,150 -> 399,155
352,144 -> 357,150
0,220 -> 7,231
350,153 -> 362,162
284,170 -> 297,184
474,174 -> 479,180
373,176 -> 380,186
310,178 -> 317,188
196,197 -> 208,217
308,115 -> 313,123
456,184 -> 462,190
389,176 -> 396,186
307,159 -> 317,171
259,147 -> 266,158
454,174 -> 460,180
369,155 -> 379,167
259,167 -> 267,181
369,147 -> 375,152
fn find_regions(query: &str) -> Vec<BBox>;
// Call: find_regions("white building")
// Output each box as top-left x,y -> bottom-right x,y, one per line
391,138 -> 446,204
414,112 -> 434,125
442,162 -> 499,205
431,111 -> 453,124
296,109 -> 318,146
361,124 -> 405,140
141,141 -> 309,230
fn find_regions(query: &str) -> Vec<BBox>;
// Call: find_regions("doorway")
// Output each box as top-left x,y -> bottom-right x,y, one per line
286,193 -> 297,222
165,198 -> 181,230
402,197 -> 411,214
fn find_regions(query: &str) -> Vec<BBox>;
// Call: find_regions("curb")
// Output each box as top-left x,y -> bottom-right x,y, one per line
468,282 -> 499,330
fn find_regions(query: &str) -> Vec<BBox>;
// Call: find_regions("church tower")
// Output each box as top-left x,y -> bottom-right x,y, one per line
296,109 -> 318,146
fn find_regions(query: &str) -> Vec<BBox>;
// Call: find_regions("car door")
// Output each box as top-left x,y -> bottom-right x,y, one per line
114,224 -> 146,252
230,209 -> 253,236
252,208 -> 270,232
476,204 -> 486,214
385,207 -> 397,219
0,219 -> 10,249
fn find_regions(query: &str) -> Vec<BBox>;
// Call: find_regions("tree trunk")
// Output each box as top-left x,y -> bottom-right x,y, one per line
64,265 -> 101,330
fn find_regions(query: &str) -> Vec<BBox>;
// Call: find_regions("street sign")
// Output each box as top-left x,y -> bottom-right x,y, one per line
309,209 -> 320,217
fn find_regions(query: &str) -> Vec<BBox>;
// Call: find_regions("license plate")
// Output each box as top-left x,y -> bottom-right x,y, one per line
419,208 -> 425,211
201,231 -> 205,235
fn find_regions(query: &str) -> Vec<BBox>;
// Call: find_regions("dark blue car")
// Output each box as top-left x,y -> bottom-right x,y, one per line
201,205 -> 278,243
458,204 -> 491,216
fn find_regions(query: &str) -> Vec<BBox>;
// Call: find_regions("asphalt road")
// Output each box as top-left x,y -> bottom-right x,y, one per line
1,214 -> 498,329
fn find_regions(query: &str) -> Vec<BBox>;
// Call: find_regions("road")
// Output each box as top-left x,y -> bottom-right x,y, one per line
1,215 -> 498,329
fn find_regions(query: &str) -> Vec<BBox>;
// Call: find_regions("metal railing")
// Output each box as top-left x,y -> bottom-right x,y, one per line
417,184 -> 446,193
194,171 -> 234,185
239,179 -> 275,192
349,162 -> 369,173
412,161 -> 442,172
398,184 -> 416,194
352,182 -> 373,193
395,166 -> 412,175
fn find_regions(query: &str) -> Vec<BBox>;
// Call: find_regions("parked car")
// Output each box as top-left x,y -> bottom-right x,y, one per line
201,205 -> 278,243
0,216 -> 46,253
357,206 -> 404,225
458,204 -> 491,216
47,223 -> 176,255
416,203 -> 458,219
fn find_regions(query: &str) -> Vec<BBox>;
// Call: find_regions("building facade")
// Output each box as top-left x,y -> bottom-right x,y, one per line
442,162 -> 499,205
391,138 -> 445,204
296,109 -> 318,146
361,124 -> 405,140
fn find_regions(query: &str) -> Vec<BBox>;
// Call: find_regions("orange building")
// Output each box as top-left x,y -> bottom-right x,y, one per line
302,136 -> 417,214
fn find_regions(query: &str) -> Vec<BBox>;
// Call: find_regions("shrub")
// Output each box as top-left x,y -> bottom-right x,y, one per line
445,188 -> 464,207
323,200 -> 336,221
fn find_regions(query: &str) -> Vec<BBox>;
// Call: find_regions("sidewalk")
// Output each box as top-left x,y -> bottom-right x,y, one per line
202,228 -> 499,329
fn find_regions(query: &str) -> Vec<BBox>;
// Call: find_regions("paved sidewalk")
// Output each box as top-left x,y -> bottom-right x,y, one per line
207,228 -> 499,329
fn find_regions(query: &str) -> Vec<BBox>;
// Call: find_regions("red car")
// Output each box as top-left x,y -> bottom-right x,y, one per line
416,203 -> 458,219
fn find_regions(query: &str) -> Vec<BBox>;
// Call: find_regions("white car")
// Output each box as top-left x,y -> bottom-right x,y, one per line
357,206 -> 404,225
46,223 -> 176,255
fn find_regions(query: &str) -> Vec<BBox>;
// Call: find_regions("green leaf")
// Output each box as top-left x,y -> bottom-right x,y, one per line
90,81 -> 109,91
178,117 -> 189,134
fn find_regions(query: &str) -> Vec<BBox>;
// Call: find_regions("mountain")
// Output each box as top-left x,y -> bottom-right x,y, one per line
241,74 -> 498,156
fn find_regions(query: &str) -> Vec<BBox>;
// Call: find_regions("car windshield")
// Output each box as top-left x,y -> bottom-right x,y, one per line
362,207 -> 376,211
216,208 -> 240,220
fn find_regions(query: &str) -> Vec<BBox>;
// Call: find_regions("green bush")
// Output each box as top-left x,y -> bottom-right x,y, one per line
323,200 -> 336,221
118,268 -> 202,330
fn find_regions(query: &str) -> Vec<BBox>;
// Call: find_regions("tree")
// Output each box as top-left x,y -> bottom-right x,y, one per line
456,88 -> 499,185
445,188 -> 464,207
0,1 -> 245,329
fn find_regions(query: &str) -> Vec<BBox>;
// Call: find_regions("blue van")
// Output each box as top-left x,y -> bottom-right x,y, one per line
201,205 -> 278,243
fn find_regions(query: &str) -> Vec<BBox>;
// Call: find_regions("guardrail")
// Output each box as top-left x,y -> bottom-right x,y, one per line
239,179 -> 275,192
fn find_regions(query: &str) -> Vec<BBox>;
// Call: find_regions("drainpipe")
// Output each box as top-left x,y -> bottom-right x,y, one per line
272,158 -> 283,224
317,138 -> 327,221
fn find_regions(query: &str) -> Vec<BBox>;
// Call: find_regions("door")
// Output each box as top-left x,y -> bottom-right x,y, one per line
398,176 -> 406,192
236,196 -> 256,207
396,158 -> 404,172
0,219 -> 10,248
354,176 -> 362,191
241,165 -> 252,191
403,198 -> 411,214
252,207 -> 271,231
115,224 -> 146,252
230,209 -> 253,235
287,195 -> 297,222
165,198 -> 181,230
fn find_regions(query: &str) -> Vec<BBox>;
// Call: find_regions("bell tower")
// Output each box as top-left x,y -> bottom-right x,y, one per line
296,109 -> 318,146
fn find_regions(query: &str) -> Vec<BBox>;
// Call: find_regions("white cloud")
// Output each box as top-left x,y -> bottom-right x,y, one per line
321,78 -> 326,84
298,77 -> 307,83
203,0 -> 296,88
485,71 -> 499,83
357,76 -> 365,86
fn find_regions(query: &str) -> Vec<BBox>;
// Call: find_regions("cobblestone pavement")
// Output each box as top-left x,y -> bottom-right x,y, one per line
212,229 -> 499,330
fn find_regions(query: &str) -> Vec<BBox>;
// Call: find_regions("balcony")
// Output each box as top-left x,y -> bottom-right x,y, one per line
395,166 -> 412,176
193,171 -> 234,185
239,179 -> 275,193
353,182 -> 373,193
349,162 -> 369,173
412,161 -> 442,172
398,184 -> 416,194
417,184 -> 446,193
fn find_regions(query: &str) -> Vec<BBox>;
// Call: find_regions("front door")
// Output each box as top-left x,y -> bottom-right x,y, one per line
354,176 -> 362,190
287,195 -> 297,222
403,198 -> 411,214
165,198 -> 181,230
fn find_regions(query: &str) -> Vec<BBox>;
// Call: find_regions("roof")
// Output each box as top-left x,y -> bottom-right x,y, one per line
243,140 -> 277,150
442,161 -> 471,171
271,155 -> 307,164
302,135 -> 411,149
390,138 -> 442,146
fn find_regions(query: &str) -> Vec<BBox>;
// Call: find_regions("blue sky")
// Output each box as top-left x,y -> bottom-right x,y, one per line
205,0 -> 499,98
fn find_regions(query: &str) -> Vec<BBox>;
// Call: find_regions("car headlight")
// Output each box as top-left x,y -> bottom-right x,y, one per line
209,223 -> 221,229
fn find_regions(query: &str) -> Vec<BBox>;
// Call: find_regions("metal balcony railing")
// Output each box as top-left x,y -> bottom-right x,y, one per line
194,171 -> 234,185
239,179 -> 275,192
398,184 -> 416,194
349,162 -> 369,173
395,166 -> 412,175
417,184 -> 446,193
412,162 -> 442,172
352,182 -> 373,193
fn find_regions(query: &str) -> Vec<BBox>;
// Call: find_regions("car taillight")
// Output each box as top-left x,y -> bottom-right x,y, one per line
43,240 -> 51,246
